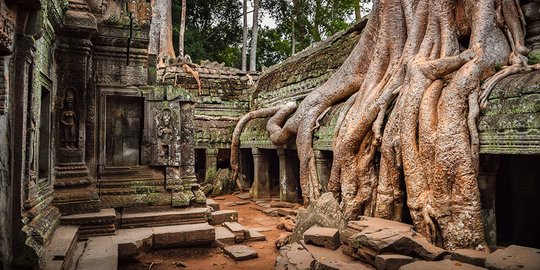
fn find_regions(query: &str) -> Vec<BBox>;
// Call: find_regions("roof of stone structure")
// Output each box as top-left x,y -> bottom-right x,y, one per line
239,21 -> 540,154
252,19 -> 367,109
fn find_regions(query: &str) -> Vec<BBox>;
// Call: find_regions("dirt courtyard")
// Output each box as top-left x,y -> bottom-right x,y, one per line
119,194 -> 284,270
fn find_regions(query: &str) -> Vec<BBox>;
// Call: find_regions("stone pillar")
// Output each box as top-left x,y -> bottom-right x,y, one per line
179,101 -> 197,185
277,148 -> 299,203
252,148 -> 270,198
478,154 -> 500,250
315,150 -> 332,192
205,148 -> 218,180
53,0 -> 100,215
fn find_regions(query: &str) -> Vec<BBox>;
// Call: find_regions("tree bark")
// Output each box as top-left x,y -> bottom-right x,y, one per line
149,0 -> 175,63
242,0 -> 248,72
251,0 -> 531,251
354,1 -> 362,22
179,0 -> 187,57
249,0 -> 260,72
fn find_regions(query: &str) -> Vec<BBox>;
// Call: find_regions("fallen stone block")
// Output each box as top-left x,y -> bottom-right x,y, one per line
400,259 -> 486,270
222,245 -> 258,261
302,242 -> 372,270
275,243 -> 314,270
270,201 -> 298,209
209,210 -> 238,225
223,222 -> 247,243
236,201 -> 250,205
374,254 -> 415,270
303,226 -> 340,250
451,249 -> 487,267
340,216 -> 447,264
247,229 -> 266,241
223,202 -> 237,207
485,245 -> 540,270
277,208 -> 296,216
215,227 -> 236,245
235,193 -> 252,200
152,223 -> 215,249
206,199 -> 220,211
263,208 -> 280,217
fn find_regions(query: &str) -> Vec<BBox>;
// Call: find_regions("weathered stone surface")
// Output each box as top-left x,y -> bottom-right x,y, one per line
76,236 -> 118,270
236,193 -> 252,200
215,226 -> 236,245
277,208 -> 296,216
210,210 -> 239,225
44,226 -> 79,270
206,198 -> 220,211
115,227 -> 154,260
152,223 -> 215,248
274,243 -> 314,270
263,208 -> 280,217
60,208 -> 116,237
223,202 -> 237,207
374,254 -> 415,270
451,249 -> 488,267
247,229 -> 267,241
303,226 -> 340,250
292,192 -> 346,243
340,216 -> 447,264
222,245 -> 258,261
485,245 -> 540,270
223,222 -> 247,243
400,259 -> 486,270
120,207 -> 210,228
236,201 -> 250,205
303,242 -> 372,270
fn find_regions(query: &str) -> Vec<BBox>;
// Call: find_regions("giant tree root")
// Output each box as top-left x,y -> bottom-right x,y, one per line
254,0 -> 531,251
230,102 -> 297,192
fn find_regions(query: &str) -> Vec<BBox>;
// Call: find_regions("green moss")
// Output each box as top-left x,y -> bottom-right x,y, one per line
528,50 -> 540,65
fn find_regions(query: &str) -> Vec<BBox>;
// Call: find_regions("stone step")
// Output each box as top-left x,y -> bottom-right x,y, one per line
97,179 -> 165,188
99,193 -> 172,208
206,198 -> 220,211
215,227 -> 236,245
116,223 -> 216,257
98,186 -> 168,195
44,226 -> 79,270
119,207 -> 210,229
223,222 -> 247,243
61,209 -> 116,238
76,236 -> 117,270
209,210 -> 238,225
222,245 -> 258,261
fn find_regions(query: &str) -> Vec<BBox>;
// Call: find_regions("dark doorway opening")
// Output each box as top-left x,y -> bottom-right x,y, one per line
38,87 -> 51,182
217,148 -> 230,169
105,96 -> 144,167
240,148 -> 254,188
195,148 -> 206,183
496,155 -> 540,248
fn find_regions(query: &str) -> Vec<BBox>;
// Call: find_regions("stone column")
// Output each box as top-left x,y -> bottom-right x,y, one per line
205,148 -> 218,180
277,148 -> 299,203
252,148 -> 270,198
53,0 -> 100,215
315,150 -> 332,192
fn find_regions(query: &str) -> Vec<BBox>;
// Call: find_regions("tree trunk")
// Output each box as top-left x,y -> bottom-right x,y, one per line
242,0 -> 248,72
354,1 -> 362,22
149,0 -> 175,64
249,0 -> 260,72
179,0 -> 186,57
248,0 -> 531,251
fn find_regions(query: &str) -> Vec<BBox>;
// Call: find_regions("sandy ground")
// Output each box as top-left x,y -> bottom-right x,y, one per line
119,194 -> 285,270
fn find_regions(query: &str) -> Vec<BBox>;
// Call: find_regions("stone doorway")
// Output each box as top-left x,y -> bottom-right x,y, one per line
105,95 -> 144,167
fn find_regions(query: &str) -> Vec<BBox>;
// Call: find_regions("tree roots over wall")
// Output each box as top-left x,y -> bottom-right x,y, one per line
232,0 -> 537,251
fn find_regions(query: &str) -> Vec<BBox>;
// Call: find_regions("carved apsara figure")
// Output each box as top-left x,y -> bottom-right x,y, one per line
158,108 -> 173,141
60,90 -> 78,149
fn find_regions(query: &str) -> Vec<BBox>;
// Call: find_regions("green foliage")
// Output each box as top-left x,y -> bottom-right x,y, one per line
256,26 -> 292,68
528,50 -> 540,65
172,0 -> 242,67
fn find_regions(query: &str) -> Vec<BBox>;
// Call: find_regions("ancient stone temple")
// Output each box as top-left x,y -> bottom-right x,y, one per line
1,0 -> 540,269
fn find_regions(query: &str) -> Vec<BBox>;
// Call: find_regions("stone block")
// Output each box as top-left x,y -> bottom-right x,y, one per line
210,210 -> 238,225
486,245 -> 540,270
215,227 -> 236,245
120,208 -> 209,228
451,249 -> 488,267
400,259 -> 486,270
374,254 -> 415,270
303,226 -> 340,250
44,226 -> 79,270
223,222 -> 247,243
206,198 -> 220,211
247,229 -> 267,241
222,245 -> 258,261
152,223 -> 215,249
